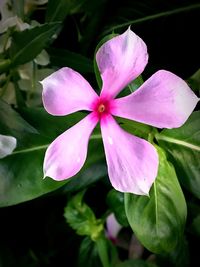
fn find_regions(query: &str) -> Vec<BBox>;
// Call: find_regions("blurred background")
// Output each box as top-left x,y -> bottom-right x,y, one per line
0,0 -> 200,266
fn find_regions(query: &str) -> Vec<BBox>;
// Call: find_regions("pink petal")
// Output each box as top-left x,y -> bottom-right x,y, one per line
112,70 -> 199,128
101,115 -> 158,195
96,28 -> 148,99
106,213 -> 122,242
43,113 -> 98,180
41,67 -> 98,116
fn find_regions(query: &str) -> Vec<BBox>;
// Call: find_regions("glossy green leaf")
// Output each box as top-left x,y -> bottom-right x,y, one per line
18,107 -> 85,140
106,189 -> 129,227
117,117 -> 152,140
125,146 -> 187,254
64,191 -> 103,240
10,23 -> 60,66
47,47 -> 93,73
0,104 -> 104,207
156,111 -> 200,199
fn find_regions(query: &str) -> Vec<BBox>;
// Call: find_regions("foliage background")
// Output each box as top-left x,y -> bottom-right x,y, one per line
0,0 -> 200,266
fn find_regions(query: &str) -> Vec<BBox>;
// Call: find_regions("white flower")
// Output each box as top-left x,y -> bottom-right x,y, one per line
0,134 -> 17,159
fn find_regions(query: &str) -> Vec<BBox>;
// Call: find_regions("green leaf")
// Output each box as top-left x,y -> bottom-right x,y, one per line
167,237 -> 189,267
12,0 -> 24,20
190,214 -> 200,236
10,23 -> 60,66
156,111 -> 200,199
125,146 -> 187,254
0,59 -> 11,74
106,189 -> 129,227
0,100 -> 38,148
18,107 -> 85,140
127,75 -> 144,93
78,237 -> 102,267
0,148 -> 67,207
64,191 -> 104,240
45,0 -> 86,22
47,47 -> 93,73
117,117 -> 152,140
0,105 -> 104,207
116,259 -> 157,267
187,68 -> 200,93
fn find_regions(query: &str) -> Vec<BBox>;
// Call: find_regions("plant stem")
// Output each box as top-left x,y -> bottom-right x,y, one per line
103,3 -> 200,34
96,237 -> 110,267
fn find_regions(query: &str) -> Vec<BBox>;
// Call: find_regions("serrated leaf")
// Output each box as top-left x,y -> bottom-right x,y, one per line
64,191 -> 103,240
125,146 -> 187,254
78,237 -> 102,267
10,23 -> 60,66
156,111 -> 200,199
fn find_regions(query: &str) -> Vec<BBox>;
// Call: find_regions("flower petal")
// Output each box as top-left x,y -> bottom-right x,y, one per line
0,134 -> 17,159
44,113 -> 98,180
41,67 -> 98,116
113,70 -> 199,128
96,28 -> 148,99
106,213 -> 122,242
101,115 -> 158,195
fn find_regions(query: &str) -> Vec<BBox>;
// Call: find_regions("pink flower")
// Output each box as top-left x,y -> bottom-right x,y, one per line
41,28 -> 199,195
106,213 -> 122,244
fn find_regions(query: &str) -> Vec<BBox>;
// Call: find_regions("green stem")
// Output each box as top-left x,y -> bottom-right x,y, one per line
96,237 -> 111,267
0,74 -> 11,97
103,3 -> 200,34
0,59 -> 11,74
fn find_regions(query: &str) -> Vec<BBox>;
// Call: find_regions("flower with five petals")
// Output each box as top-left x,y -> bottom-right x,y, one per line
41,28 -> 199,195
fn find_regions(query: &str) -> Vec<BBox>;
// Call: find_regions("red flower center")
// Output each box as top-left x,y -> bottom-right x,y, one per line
92,97 -> 113,120
98,104 -> 106,113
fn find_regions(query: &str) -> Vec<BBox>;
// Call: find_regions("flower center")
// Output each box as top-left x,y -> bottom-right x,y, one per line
98,104 -> 106,113
92,97 -> 112,120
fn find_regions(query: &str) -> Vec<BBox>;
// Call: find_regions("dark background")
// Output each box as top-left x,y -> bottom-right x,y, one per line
0,0 -> 200,266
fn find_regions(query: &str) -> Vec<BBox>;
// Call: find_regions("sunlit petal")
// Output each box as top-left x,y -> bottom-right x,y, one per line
101,115 -> 158,195
113,70 -> 199,128
41,67 -> 98,116
96,28 -> 148,99
44,113 -> 98,180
